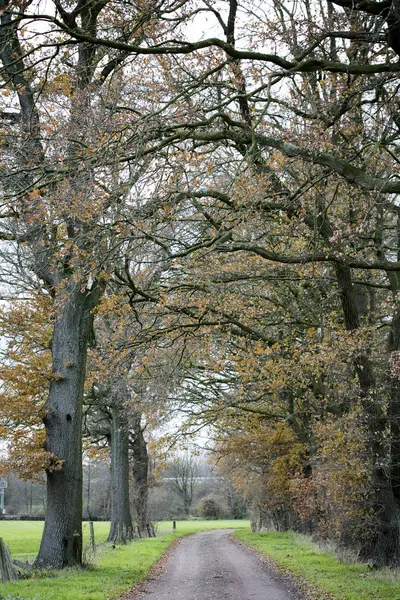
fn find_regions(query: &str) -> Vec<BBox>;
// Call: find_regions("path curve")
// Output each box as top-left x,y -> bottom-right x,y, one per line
134,530 -> 303,600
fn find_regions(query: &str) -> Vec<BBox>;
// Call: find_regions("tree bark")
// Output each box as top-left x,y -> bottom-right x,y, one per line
35,283 -> 99,568
335,262 -> 400,565
389,305 -> 400,501
0,538 -> 18,582
107,385 -> 133,544
131,412 -> 155,538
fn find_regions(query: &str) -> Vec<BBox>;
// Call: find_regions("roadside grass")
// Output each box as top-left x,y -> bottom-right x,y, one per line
234,530 -> 400,600
0,519 -> 248,560
0,533 -> 179,600
0,520 -> 249,600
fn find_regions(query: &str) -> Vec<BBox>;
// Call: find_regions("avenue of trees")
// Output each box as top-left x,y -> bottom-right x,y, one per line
3,455 -> 245,523
1,0 -> 400,569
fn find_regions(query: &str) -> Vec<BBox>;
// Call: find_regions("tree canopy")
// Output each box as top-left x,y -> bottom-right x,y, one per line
1,0 -> 400,568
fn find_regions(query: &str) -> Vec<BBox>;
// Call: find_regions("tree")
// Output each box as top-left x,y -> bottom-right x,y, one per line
199,496 -> 221,520
107,382 -> 134,544
3,0 -> 400,568
130,411 -> 155,537
84,375 -> 135,544
168,454 -> 199,517
0,0 -> 191,566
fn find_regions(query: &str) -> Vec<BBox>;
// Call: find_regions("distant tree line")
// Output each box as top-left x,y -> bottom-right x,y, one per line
2,455 -> 246,522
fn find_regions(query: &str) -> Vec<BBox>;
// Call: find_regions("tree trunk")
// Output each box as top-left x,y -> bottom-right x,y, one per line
0,538 -> 18,582
131,412 -> 155,538
107,387 -> 133,544
359,394 -> 400,566
35,284 -> 97,569
389,306 -> 400,502
387,297 -> 400,561
336,262 -> 400,566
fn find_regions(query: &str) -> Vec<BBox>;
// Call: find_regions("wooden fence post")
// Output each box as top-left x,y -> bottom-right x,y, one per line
0,538 -> 18,582
89,521 -> 95,552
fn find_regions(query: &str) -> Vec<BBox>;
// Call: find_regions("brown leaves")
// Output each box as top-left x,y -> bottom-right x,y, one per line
0,294 -> 53,479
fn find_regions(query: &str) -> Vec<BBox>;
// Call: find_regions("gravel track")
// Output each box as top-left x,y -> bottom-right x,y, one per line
134,530 -> 303,600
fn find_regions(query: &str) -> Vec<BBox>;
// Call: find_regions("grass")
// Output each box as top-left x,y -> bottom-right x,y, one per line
0,522 -> 112,562
0,519 -> 248,561
6,522 -> 400,599
155,518 -> 248,535
0,520 -> 249,600
234,530 -> 400,600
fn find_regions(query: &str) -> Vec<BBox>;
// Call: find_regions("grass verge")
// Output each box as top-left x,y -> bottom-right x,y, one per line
0,520 -> 249,600
234,530 -> 400,600
0,519 -> 248,561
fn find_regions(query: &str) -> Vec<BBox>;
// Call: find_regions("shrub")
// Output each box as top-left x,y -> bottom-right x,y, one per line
199,496 -> 222,519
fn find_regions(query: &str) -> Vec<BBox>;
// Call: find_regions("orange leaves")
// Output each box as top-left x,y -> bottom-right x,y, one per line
0,294 -> 53,479
48,73 -> 72,97
265,151 -> 287,170
291,409 -> 374,543
216,419 -> 307,511
2,431 -> 56,480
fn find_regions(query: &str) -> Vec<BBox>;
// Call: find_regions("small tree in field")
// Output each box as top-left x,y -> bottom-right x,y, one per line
199,496 -> 221,520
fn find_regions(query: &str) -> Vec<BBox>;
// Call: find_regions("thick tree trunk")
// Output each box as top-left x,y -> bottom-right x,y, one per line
35,284 -> 97,569
389,307 -> 400,502
107,387 -> 133,544
336,262 -> 400,566
131,412 -> 155,538
387,300 -> 400,561
359,393 -> 400,566
0,538 -> 18,582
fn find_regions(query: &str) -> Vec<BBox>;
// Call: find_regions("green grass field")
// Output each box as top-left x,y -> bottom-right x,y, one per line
3,522 -> 400,600
0,521 -> 110,562
0,519 -> 248,561
0,520 -> 249,600
235,530 -> 400,600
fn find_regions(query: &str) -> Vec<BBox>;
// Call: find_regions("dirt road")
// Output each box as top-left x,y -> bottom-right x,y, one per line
135,530 -> 302,600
